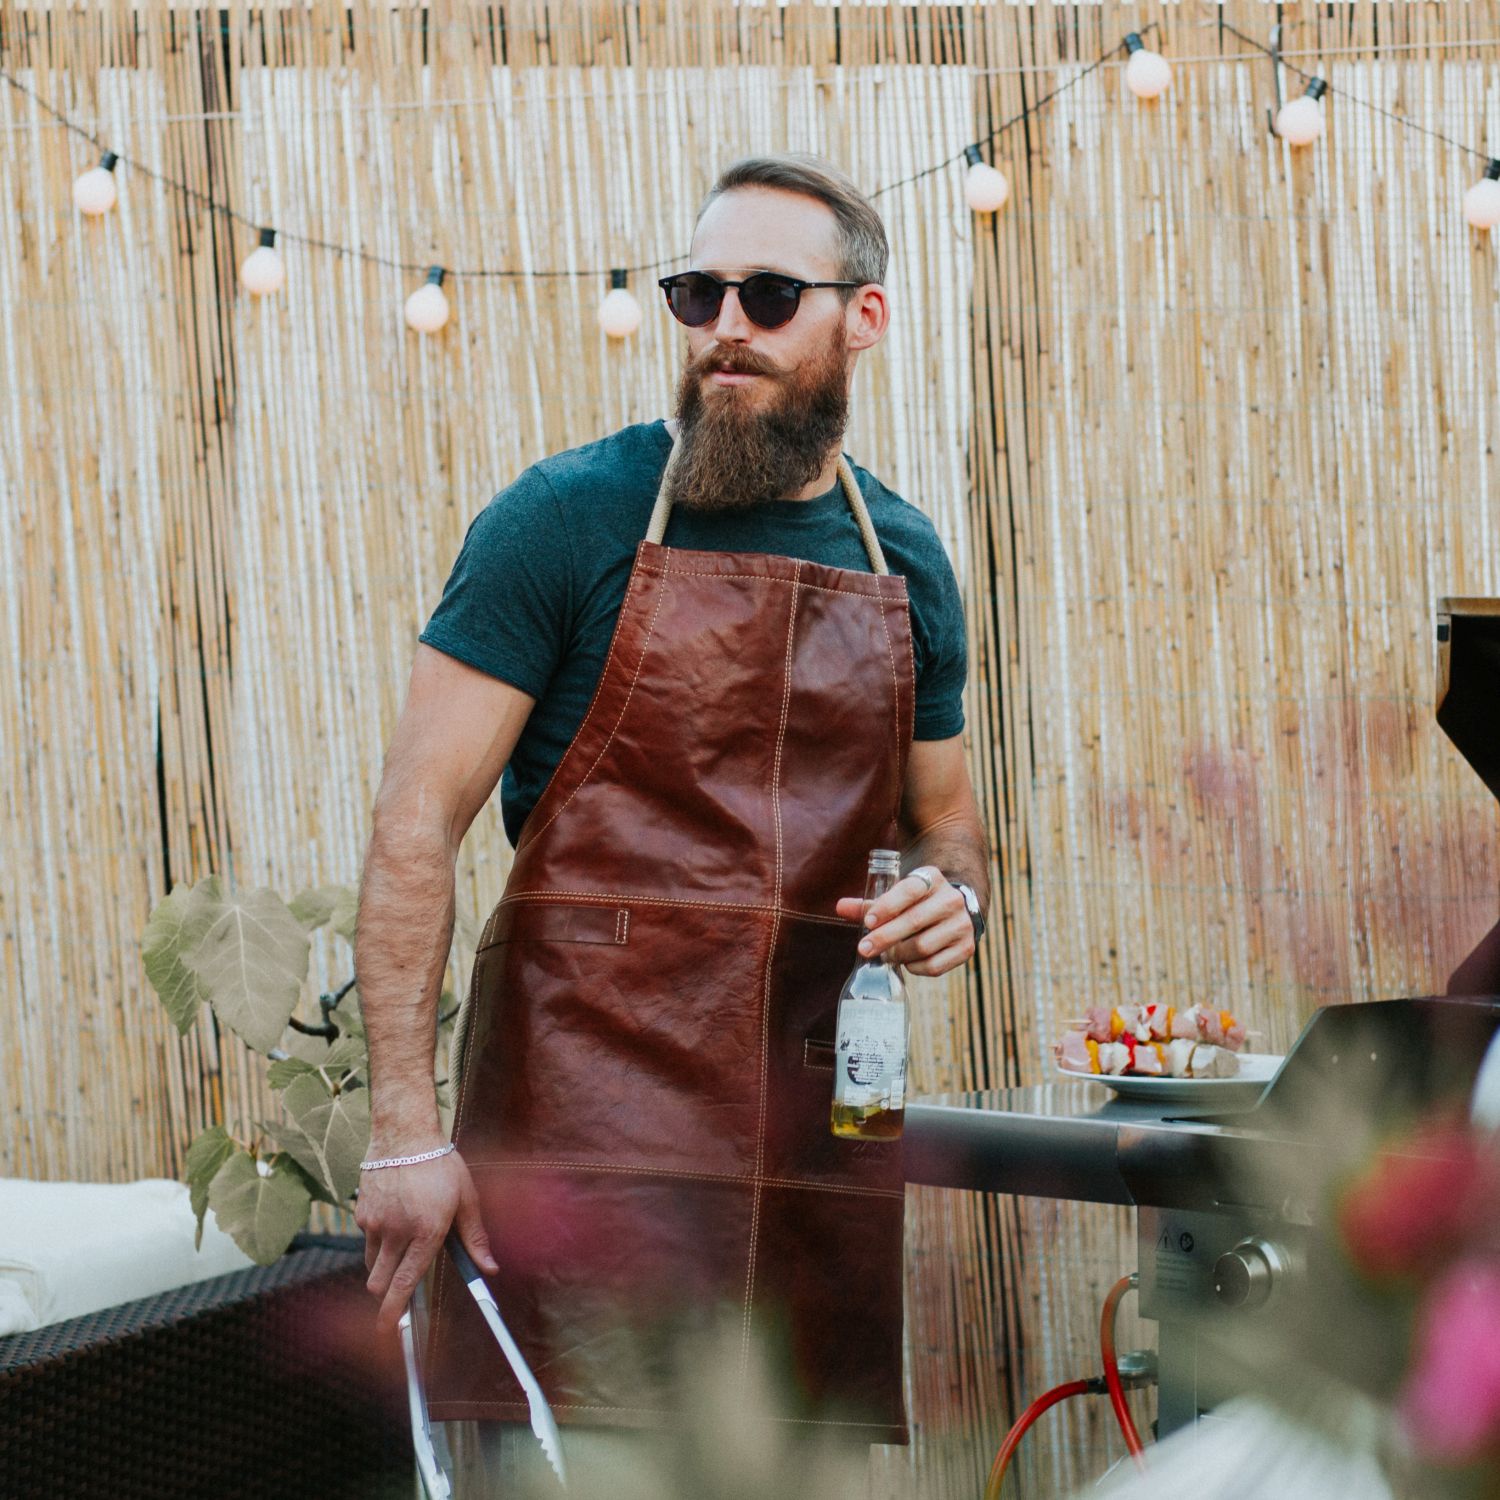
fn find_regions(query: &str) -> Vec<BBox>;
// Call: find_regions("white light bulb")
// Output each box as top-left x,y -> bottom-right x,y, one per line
599,282 -> 642,339
964,160 -> 1010,214
73,164 -> 118,216
240,230 -> 286,296
405,268 -> 451,333
1276,93 -> 1325,147
1464,165 -> 1500,230
1124,44 -> 1172,100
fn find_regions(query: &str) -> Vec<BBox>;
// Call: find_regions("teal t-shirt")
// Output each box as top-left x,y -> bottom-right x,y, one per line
419,419 -> 968,846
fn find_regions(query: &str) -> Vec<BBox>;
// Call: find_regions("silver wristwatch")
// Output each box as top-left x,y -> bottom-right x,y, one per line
950,881 -> 986,941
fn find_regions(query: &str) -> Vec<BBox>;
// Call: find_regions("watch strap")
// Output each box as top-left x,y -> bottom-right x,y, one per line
950,880 -> 986,942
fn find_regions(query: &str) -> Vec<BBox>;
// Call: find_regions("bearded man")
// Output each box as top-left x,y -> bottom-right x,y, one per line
354,153 -> 989,1494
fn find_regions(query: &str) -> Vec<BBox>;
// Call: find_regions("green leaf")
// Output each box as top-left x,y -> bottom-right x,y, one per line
267,1055 -> 319,1090
184,1125 -> 236,1250
267,1035 -> 364,1090
329,886 -> 360,945
179,876 -> 310,1053
277,1030 -> 335,1064
266,1128 -> 342,1206
141,883 -> 216,1034
288,884 -> 344,930
331,989 -> 365,1040
206,1150 -> 310,1265
278,1072 -> 371,1201
320,1034 -> 367,1077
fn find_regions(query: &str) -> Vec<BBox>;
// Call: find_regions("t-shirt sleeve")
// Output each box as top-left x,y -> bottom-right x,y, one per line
417,466 -> 572,699
912,538 -> 967,741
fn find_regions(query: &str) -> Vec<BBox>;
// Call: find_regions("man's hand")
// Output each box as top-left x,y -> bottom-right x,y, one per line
354,1148 -> 498,1335
835,866 -> 975,977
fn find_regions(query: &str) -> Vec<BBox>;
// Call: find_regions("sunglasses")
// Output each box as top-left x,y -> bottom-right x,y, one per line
657,270 -> 861,331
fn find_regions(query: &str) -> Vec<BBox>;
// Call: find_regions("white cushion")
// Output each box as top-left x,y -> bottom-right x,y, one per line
0,1178 -> 254,1336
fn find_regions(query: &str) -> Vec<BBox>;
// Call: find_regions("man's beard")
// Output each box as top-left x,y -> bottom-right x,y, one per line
669,320 -> 850,513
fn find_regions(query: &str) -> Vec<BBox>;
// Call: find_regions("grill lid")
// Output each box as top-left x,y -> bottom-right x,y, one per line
1437,598 -> 1500,801
1437,599 -> 1500,995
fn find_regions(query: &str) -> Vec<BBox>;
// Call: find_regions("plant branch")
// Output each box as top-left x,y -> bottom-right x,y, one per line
287,977 -> 359,1041
287,1014 -> 338,1040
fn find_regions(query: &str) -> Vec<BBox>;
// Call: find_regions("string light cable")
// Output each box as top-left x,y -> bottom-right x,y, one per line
5,13 -> 1499,327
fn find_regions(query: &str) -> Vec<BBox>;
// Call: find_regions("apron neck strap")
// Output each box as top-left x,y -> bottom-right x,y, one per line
646,428 -> 890,577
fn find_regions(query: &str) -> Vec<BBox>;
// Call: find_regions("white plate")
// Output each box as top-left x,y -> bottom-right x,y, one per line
1056,1051 -> 1283,1103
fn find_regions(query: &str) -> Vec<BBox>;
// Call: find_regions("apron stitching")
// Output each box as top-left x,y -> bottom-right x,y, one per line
516,565 -> 644,853
524,556 -> 671,849
903,597 -> 917,752
740,1169 -> 766,1371
464,1160 -> 904,1200
644,561 -> 893,601
742,565 -> 801,1381
494,891 -> 856,927
875,597 -> 904,808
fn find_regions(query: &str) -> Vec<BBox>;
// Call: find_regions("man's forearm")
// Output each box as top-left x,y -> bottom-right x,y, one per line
902,813 -> 990,915
355,817 -> 457,1151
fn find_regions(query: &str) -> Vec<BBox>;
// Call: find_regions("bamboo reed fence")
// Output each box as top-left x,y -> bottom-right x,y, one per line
4,2 -> 1500,1494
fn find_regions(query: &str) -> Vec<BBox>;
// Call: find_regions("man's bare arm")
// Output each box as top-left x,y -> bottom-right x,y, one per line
834,736 -> 990,976
896,735 -> 990,907
353,642 -> 534,1331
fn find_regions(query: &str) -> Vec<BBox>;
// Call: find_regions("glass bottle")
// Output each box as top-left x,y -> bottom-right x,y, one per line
830,849 -> 909,1141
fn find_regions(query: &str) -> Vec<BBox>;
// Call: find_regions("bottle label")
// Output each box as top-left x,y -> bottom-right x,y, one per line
834,1001 -> 906,1109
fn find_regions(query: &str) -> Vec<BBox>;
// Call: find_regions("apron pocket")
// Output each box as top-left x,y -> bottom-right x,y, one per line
802,1038 -> 836,1070
479,900 -> 631,951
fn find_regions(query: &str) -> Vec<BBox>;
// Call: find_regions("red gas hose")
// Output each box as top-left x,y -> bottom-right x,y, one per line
1101,1272 -> 1148,1469
982,1378 -> 1095,1500
983,1272 -> 1150,1498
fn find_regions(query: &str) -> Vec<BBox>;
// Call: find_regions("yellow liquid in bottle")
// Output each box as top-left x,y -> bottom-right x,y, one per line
830,1100 -> 905,1141
831,851 -> 908,1143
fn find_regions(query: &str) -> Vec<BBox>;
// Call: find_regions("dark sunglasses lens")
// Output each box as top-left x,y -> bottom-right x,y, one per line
740,274 -> 801,329
666,273 -> 722,326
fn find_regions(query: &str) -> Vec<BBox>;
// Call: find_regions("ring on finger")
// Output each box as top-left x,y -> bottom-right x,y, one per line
911,867 -> 936,894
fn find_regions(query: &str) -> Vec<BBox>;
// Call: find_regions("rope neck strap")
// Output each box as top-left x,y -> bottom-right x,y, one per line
646,425 -> 890,577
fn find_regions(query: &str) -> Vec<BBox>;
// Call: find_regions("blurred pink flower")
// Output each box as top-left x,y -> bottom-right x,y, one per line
1336,1123 -> 1496,1281
1398,1259 -> 1500,1463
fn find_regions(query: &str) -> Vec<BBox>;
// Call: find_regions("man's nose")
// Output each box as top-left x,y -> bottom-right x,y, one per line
709,286 -> 755,341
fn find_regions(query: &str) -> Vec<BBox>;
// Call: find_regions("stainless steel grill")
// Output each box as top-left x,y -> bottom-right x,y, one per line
905,597 -> 1500,1443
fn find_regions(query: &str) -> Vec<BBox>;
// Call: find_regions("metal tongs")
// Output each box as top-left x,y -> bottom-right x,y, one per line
398,1233 -> 568,1494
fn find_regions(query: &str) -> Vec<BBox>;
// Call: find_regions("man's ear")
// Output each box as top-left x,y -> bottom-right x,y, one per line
847,284 -> 889,353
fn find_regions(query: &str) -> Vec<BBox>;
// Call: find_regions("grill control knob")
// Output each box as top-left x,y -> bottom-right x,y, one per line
1212,1237 -> 1289,1309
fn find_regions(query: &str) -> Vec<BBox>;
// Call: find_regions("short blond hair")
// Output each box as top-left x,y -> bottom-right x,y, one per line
695,153 -> 889,294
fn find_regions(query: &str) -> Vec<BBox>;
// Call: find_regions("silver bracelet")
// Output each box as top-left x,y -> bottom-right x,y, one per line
358,1142 -> 457,1172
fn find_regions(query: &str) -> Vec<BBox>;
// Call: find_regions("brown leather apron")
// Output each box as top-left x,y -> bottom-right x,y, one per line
425,433 -> 915,1444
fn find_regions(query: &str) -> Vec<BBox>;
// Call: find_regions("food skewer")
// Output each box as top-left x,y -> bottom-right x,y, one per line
1056,1003 -> 1250,1078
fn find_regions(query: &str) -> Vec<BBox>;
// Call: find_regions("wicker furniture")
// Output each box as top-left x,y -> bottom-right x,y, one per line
0,1234 -> 412,1498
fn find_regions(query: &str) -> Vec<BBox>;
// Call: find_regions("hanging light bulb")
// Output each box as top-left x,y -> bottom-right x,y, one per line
598,269 -> 643,338
73,151 -> 120,216
1275,79 -> 1328,146
1123,34 -> 1172,100
240,227 -> 286,295
1464,160 -> 1500,230
963,145 -> 1010,213
405,265 -> 451,333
